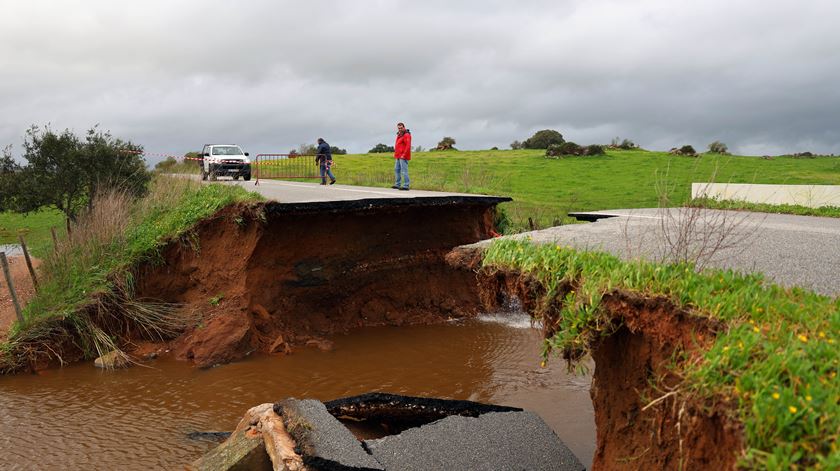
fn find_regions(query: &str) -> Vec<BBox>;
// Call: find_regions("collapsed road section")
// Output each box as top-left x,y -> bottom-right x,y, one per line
190,393 -> 585,471
136,195 -> 510,368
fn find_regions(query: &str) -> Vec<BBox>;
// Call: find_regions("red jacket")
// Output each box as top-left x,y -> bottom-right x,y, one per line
394,130 -> 412,160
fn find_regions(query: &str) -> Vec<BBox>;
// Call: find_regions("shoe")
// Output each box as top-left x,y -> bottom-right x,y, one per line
320,182 -> 326,185
391,185 -> 400,189
330,179 -> 336,185
399,187 -> 409,191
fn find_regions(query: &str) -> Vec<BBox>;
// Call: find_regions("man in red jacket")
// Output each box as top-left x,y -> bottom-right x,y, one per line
392,122 -> 411,190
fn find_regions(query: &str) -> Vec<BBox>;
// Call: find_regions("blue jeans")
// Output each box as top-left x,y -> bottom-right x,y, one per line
394,158 -> 410,188
320,160 -> 335,183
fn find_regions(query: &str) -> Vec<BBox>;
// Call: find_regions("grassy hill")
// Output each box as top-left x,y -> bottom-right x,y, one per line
330,149 -> 839,229
5,149 -> 838,248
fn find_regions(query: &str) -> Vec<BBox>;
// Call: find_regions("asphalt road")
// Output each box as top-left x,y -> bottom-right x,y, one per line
480,208 -> 840,297
208,176 -> 498,204
200,176 -> 839,297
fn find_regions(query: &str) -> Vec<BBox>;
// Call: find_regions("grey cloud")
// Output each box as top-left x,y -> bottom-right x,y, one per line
1,0 -> 839,162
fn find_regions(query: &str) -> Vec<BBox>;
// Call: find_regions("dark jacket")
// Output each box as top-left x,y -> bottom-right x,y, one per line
316,141 -> 332,164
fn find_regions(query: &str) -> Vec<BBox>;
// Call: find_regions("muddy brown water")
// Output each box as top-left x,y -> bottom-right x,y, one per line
0,314 -> 595,470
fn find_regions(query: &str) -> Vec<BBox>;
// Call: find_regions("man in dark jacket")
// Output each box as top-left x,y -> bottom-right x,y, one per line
392,122 -> 411,190
315,138 -> 336,185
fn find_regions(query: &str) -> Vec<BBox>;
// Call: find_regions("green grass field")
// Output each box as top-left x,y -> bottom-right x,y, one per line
327,149 -> 840,229
7,149 -> 839,253
0,210 -> 64,258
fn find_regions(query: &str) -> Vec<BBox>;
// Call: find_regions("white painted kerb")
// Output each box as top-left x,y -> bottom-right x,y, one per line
692,183 -> 840,208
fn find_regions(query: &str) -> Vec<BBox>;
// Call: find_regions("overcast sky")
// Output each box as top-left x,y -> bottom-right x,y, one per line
1,0 -> 839,161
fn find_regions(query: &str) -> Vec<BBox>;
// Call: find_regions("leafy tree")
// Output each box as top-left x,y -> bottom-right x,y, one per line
680,145 -> 697,155
297,143 -> 317,155
510,140 -> 523,150
523,130 -> 564,149
330,146 -> 347,155
7,125 -> 150,220
368,143 -> 395,153
436,136 -> 457,150
413,145 -> 425,152
707,141 -> 729,154
0,146 -> 21,211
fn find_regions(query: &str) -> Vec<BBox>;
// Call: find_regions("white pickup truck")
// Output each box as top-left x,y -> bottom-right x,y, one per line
199,144 -> 252,181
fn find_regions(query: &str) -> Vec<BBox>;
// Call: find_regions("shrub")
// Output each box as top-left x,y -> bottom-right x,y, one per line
560,142 -> 582,155
330,146 -> 347,155
490,146 -> 499,151
545,144 -> 563,157
154,156 -> 177,171
434,137 -> 457,151
584,144 -> 605,156
368,143 -> 394,153
510,140 -> 523,150
523,129 -> 564,149
545,142 -> 604,157
609,137 -> 638,150
670,145 -> 698,157
680,145 -> 697,155
707,141 -> 729,154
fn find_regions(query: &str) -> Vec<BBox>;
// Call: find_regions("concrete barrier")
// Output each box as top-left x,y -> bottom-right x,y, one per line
692,183 -> 840,208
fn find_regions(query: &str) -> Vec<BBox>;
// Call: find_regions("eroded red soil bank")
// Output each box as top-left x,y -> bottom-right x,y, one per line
136,198 -> 501,367
448,247 -> 744,470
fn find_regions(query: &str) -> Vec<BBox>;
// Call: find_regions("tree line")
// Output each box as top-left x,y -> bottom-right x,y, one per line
0,125 -> 149,221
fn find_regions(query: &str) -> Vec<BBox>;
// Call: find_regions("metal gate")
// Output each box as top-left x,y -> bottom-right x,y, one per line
253,153 -> 326,185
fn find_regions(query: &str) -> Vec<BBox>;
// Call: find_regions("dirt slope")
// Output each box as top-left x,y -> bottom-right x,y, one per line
136,199 -> 500,367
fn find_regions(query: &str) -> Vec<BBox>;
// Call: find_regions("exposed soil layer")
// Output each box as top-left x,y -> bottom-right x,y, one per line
452,244 -> 744,470
136,199 -> 499,368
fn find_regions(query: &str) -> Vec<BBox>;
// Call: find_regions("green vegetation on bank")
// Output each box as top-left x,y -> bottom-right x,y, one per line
323,149 -> 840,230
1,177 -> 262,371
689,198 -> 840,218
482,239 -> 839,469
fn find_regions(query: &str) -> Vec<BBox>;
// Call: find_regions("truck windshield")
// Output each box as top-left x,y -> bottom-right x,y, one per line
212,146 -> 244,156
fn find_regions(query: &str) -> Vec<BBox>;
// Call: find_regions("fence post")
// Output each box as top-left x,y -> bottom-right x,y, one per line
50,227 -> 59,254
18,234 -> 38,290
0,252 -> 24,324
